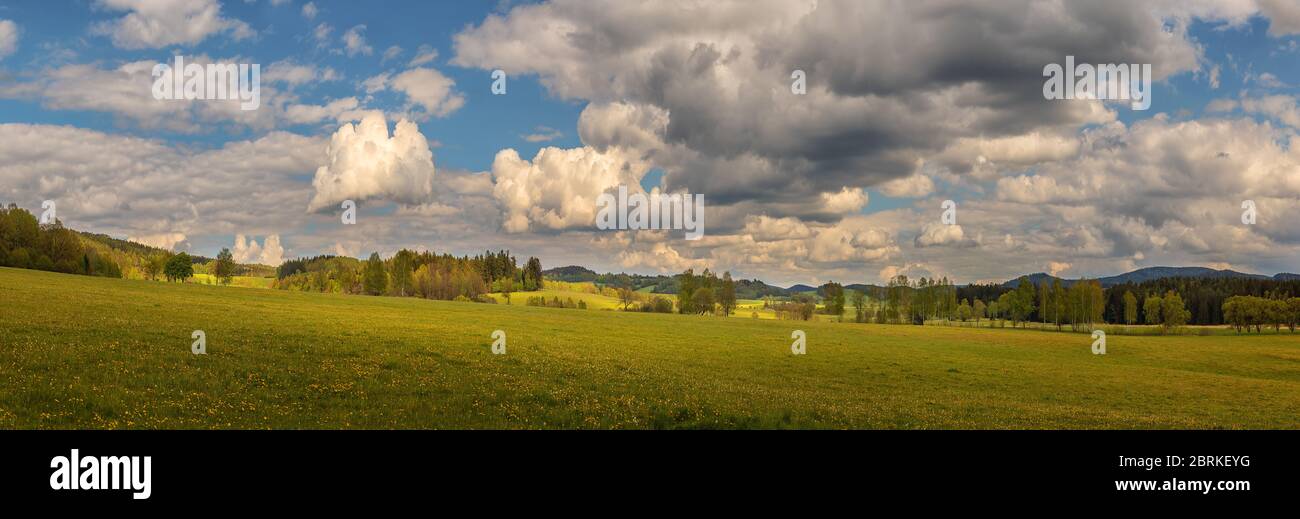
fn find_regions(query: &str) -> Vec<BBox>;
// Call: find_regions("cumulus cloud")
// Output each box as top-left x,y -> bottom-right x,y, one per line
302,2 -> 318,20
877,173 -> 935,198
307,113 -> 438,212
92,0 -> 253,49
741,215 -> 812,242
820,187 -> 868,214
388,68 -> 465,118
233,234 -> 285,266
914,223 -> 976,248
617,242 -> 708,273
452,0 -> 1237,212
491,146 -> 647,233
1239,95 -> 1300,128
1259,0 -> 1300,35
809,223 -> 895,262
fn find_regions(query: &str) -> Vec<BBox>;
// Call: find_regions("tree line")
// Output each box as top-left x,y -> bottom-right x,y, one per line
0,205 -> 122,278
274,249 -> 543,303
1222,296 -> 1300,333
673,268 -> 738,316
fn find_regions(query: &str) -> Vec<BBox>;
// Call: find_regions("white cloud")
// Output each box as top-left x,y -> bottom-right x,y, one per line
0,20 -> 17,60
0,123 -> 324,250
741,215 -> 812,242
807,219 -> 896,263
451,0 -> 1213,211
92,0 -> 253,49
0,59 -> 257,131
1259,0 -> 1300,36
301,2 -> 318,20
491,146 -> 646,233
1240,94 -> 1300,128
382,45 -> 403,63
877,173 -> 935,198
264,59 -> 340,87
1206,98 -> 1238,112
307,113 -> 438,212
617,242 -> 707,273
313,23 -> 333,45
342,25 -> 373,57
388,67 -> 465,118
283,97 -> 365,125
521,126 -> 563,143
1046,261 -> 1072,277
819,187 -> 868,214
408,45 -> 439,67
233,234 -> 285,266
914,223 -> 976,248
0,58 -> 321,132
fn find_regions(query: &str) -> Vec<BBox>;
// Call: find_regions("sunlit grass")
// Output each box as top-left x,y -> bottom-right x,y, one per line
2,267 -> 1298,429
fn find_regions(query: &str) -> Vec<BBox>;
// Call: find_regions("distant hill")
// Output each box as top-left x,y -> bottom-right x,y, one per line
541,266 -> 788,299
545,263 -> 1300,300
1098,266 -> 1269,286
1002,272 -> 1066,288
542,265 -> 599,282
845,283 -> 883,294
1003,266 -> 1282,288
77,231 -> 212,263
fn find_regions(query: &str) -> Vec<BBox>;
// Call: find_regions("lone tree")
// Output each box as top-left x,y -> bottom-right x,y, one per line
618,285 -> 636,311
718,271 -> 737,317
214,248 -> 236,285
164,252 -> 194,282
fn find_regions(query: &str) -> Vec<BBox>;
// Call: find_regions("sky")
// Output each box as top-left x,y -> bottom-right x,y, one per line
1,0 -> 1299,287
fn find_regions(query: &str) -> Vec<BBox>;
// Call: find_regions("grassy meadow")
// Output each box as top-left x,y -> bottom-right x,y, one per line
2,266 -> 1298,429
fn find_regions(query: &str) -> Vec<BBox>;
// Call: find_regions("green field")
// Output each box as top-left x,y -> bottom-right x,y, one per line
190,273 -> 276,289
2,266 -> 1298,429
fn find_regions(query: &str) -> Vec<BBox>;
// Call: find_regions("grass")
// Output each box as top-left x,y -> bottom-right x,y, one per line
190,273 -> 275,289
2,266 -> 1299,429
486,283 -> 624,310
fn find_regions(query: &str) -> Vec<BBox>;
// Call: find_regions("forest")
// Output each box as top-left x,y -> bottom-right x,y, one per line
274,249 -> 543,302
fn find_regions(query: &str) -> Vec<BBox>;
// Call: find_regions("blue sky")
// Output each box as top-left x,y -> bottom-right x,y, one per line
1,0 -> 586,171
1,1 -> 1298,286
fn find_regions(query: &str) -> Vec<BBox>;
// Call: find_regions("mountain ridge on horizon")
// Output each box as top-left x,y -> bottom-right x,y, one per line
544,264 -> 1300,294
